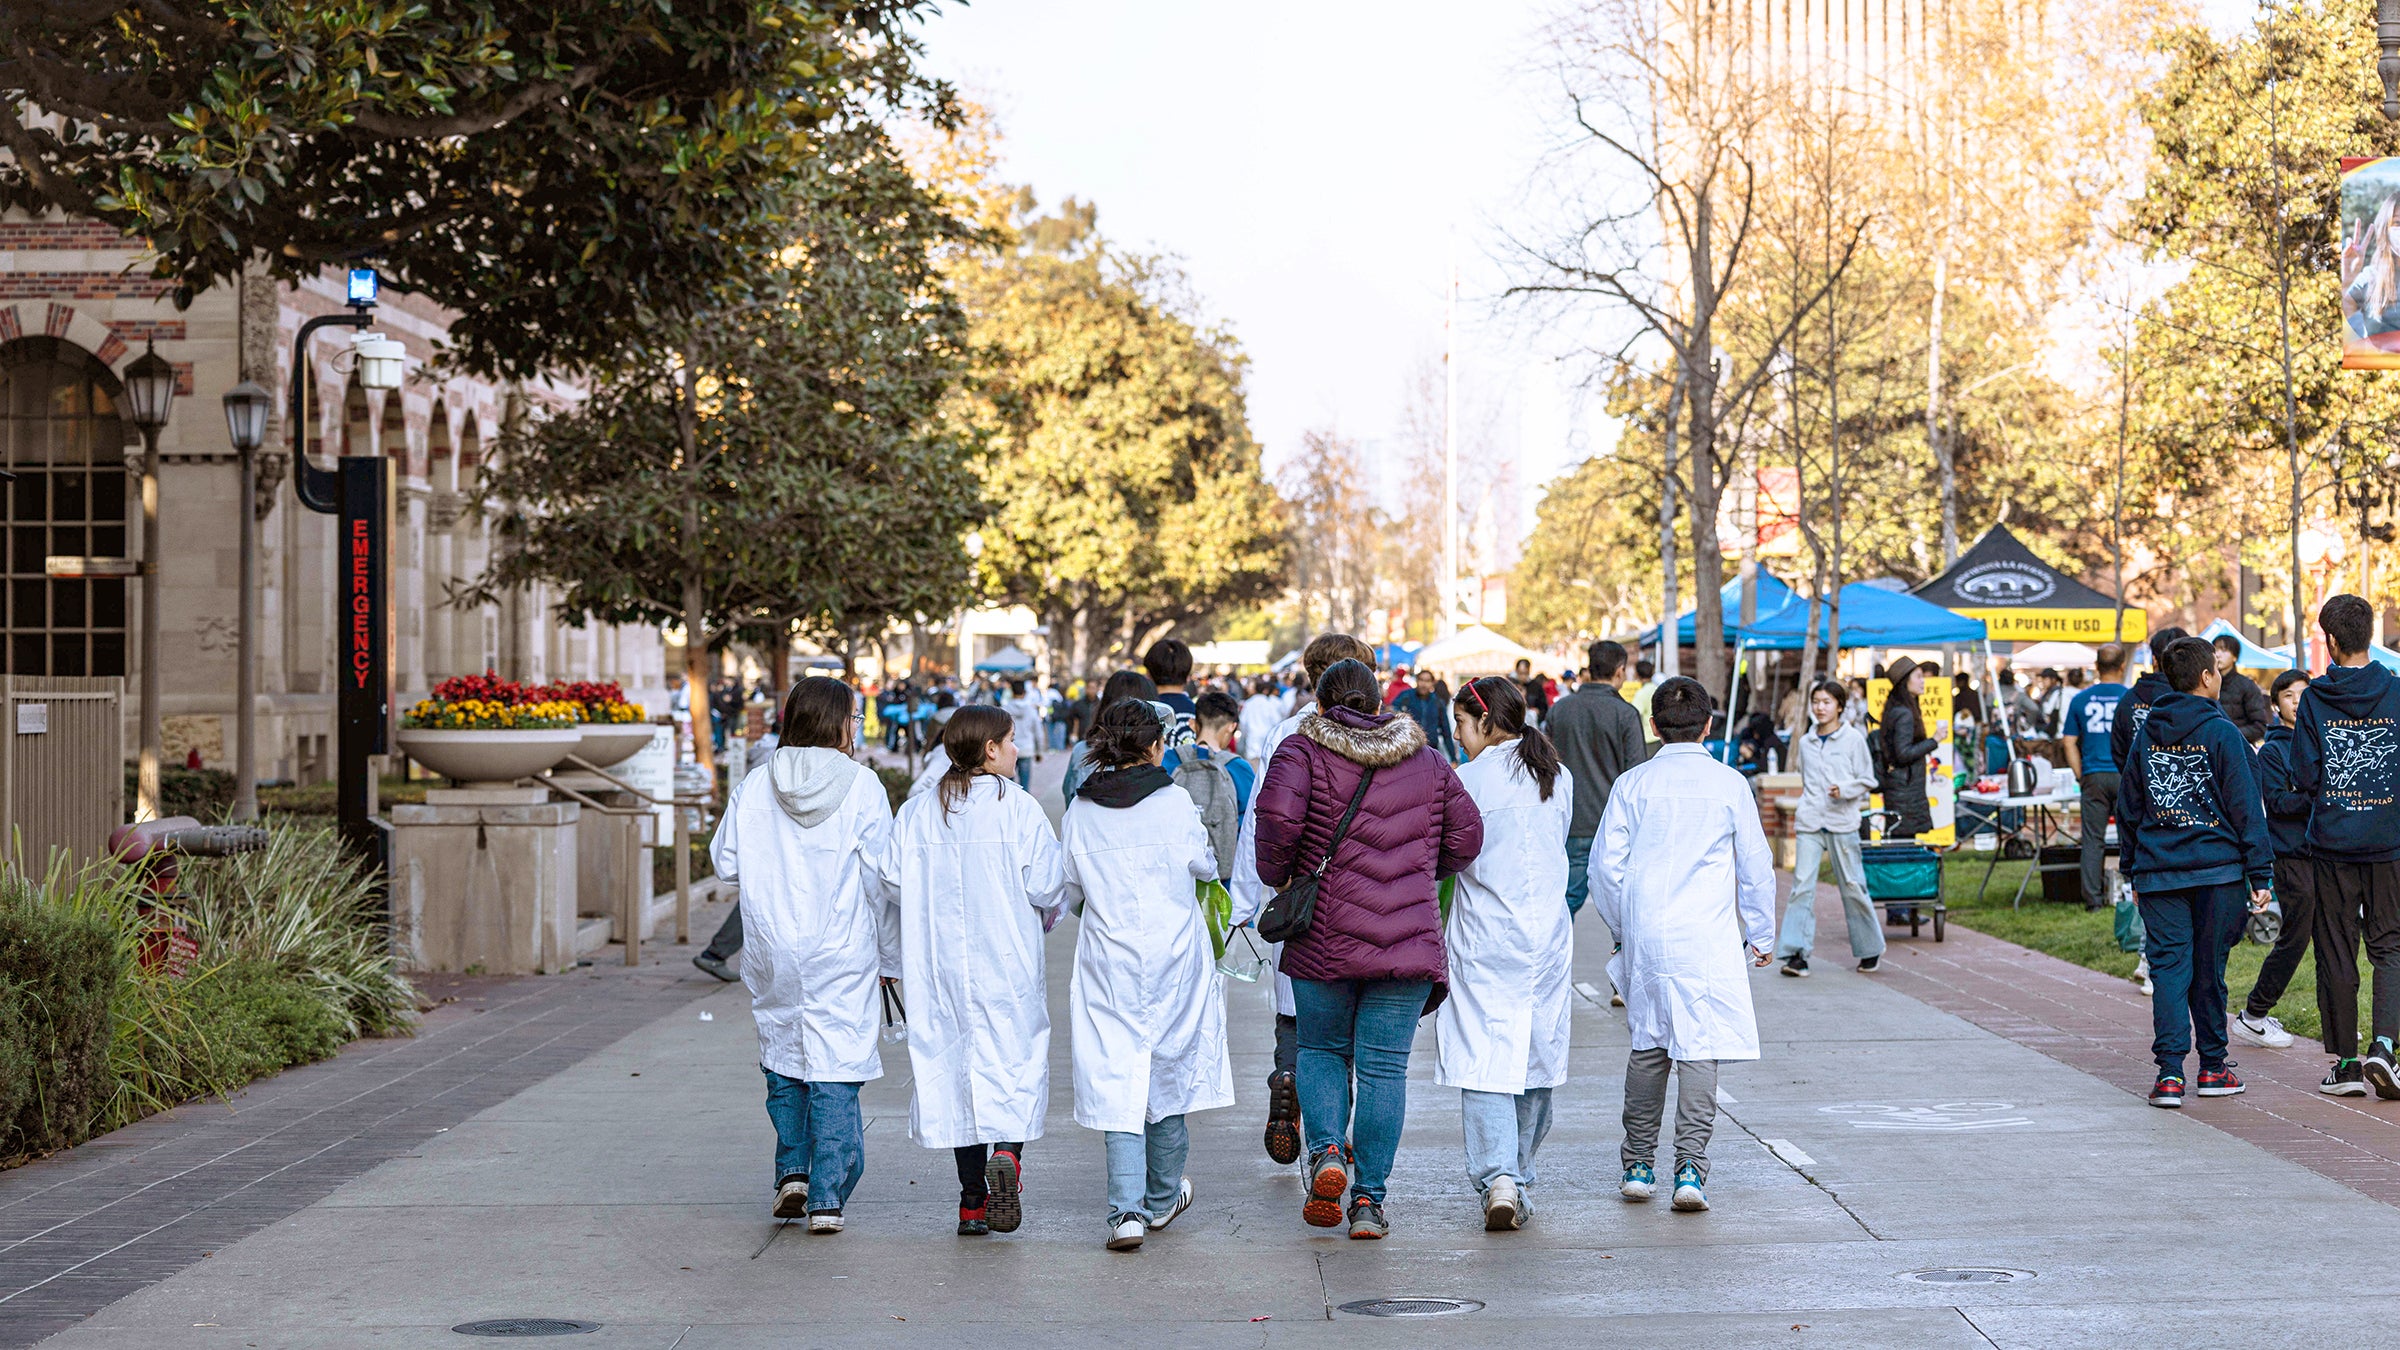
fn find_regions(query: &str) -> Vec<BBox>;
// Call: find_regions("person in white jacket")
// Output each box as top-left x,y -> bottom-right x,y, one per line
875,705 -> 1066,1238
708,677 -> 897,1235
1439,676 -> 1576,1232
1778,680 -> 1886,978
1001,679 -> 1046,790
1062,699 -> 1232,1252
1592,677 -> 1776,1215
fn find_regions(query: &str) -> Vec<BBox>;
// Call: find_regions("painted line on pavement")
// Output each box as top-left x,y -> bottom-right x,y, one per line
1762,1138 -> 1815,1168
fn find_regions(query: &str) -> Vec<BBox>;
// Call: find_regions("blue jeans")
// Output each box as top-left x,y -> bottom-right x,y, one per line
1779,829 -> 1885,961
2136,882 -> 2248,1076
762,1068 -> 864,1211
1104,1115 -> 1189,1222
1461,1087 -> 1552,1203
1049,722 -> 1067,751
1565,835 -> 1593,916
1290,977 -> 1431,1204
1015,758 -> 1033,790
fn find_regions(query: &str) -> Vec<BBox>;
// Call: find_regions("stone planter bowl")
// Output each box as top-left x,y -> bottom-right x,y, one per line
575,722 -> 658,772
394,727 -> 582,787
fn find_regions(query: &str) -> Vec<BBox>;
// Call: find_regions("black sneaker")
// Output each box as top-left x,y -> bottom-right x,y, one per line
2323,1059 -> 2369,1097
1264,1069 -> 1301,1165
1346,1196 -> 1389,1240
1857,955 -> 1880,973
1780,954 -> 1810,978
692,952 -> 737,982
2367,1040 -> 2400,1101
983,1149 -> 1023,1233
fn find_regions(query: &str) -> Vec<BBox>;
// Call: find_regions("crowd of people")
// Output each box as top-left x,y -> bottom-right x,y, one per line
703,632 -> 1776,1247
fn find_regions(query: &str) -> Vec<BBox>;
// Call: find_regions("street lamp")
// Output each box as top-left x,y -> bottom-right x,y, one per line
2381,0 -> 2400,119
222,380 -> 271,823
121,341 -> 176,822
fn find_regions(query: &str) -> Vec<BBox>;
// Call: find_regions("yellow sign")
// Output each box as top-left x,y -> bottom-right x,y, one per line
1953,607 -> 2147,643
1866,677 -> 1956,846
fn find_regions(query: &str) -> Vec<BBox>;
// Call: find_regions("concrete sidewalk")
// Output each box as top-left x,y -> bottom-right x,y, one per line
30,858 -> 2400,1349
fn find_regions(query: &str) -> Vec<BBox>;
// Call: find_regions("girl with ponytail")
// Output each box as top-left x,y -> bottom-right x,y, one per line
1436,673 -> 1577,1232
875,701 -> 1065,1238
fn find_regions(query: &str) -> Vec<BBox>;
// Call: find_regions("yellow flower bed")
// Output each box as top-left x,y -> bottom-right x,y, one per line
403,697 -> 579,731
583,699 -> 644,724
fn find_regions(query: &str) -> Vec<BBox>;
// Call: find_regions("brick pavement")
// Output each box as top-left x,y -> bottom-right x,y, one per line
1793,875 -> 2400,1208
0,905 -> 734,1350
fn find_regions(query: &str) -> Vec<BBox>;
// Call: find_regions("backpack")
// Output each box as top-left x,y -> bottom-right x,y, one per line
1171,747 -> 1242,882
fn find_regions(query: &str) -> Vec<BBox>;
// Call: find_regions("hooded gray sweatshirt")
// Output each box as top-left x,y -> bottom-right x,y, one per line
770,746 -> 865,827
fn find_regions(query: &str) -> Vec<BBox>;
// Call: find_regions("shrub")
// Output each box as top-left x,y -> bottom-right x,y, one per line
179,825 -> 416,1040
122,765 -> 235,821
0,863 -> 125,1158
178,960 -> 350,1087
876,767 -> 912,812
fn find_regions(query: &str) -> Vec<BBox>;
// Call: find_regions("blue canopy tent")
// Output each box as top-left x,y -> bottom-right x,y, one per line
972,645 -> 1035,674
2194,619 -> 2294,671
1643,572 -> 1982,649
1640,573 -> 1803,647
1377,642 -> 1424,669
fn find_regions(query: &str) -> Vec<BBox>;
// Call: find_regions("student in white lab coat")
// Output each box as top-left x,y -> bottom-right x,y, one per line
1439,676 -> 1575,1232
1592,676 -> 1777,1215
875,705 -> 1067,1238
1063,699 -> 1233,1251
708,677 -> 895,1235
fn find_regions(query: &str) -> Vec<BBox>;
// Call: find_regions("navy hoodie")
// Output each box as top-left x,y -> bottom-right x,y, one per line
2120,691 -> 2272,893
2108,670 -> 2173,775
2291,659 -> 2400,862
2254,724 -> 2312,859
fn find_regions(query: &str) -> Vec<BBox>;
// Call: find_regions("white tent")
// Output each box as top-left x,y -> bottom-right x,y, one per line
2009,640 -> 2098,669
1412,625 -> 1553,678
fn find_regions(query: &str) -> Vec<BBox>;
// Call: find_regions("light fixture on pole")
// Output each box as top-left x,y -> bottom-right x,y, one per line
121,341 -> 177,822
222,380 -> 271,823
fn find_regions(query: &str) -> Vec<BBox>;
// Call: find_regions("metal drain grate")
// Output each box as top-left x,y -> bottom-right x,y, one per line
451,1318 -> 602,1337
1897,1268 -> 2031,1286
1338,1297 -> 1485,1317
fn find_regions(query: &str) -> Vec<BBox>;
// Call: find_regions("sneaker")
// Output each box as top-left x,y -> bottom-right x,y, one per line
957,1205 -> 989,1237
1347,1196 -> 1390,1239
1620,1162 -> 1655,1202
2368,1040 -> 2400,1101
2135,956 -> 2154,996
983,1149 -> 1023,1233
692,952 -> 737,982
772,1174 -> 810,1219
2231,1010 -> 2294,1048
1148,1178 -> 1194,1231
2196,1065 -> 2245,1097
807,1210 -> 844,1234
1106,1215 -> 1146,1251
1780,954 -> 1810,978
2324,1058 -> 2370,1096
1303,1145 -> 1350,1228
2148,1075 -> 2185,1108
1670,1163 -> 1708,1211
1857,955 -> 1881,973
1483,1175 -> 1524,1231
1264,1070 -> 1302,1165
1610,987 -> 1626,1008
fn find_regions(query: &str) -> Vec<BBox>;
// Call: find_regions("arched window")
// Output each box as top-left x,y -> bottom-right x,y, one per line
0,338 -> 128,677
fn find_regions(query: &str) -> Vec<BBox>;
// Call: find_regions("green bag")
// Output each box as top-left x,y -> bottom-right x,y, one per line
1438,876 -> 1455,923
1196,879 -> 1233,961
2113,879 -> 2145,953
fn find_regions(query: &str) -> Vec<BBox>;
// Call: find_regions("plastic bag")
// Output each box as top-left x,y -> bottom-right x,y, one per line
1196,879 -> 1233,960
880,982 -> 908,1045
2112,873 -> 2145,954
1215,925 -> 1269,982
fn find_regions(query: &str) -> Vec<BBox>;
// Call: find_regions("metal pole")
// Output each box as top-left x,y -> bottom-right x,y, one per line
136,423 -> 162,821
674,806 -> 692,939
233,442 -> 259,821
1442,262 -> 1460,635
624,821 -> 641,968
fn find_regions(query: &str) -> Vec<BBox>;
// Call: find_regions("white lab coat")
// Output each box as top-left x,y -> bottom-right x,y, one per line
1228,709 -> 1311,1017
709,758 -> 898,1083
905,745 -> 951,801
1591,743 -> 1777,1062
874,775 -> 1067,1147
1437,741 -> 1576,1094
1239,694 -> 1285,764
1063,784 -> 1234,1132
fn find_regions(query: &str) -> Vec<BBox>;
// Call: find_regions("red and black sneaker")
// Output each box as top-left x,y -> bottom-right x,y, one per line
1264,1070 -> 1302,1165
2195,1065 -> 2245,1098
957,1204 -> 989,1237
984,1149 -> 1023,1233
2148,1075 -> 2186,1108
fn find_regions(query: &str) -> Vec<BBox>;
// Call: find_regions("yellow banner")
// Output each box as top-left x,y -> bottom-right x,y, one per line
1952,607 -> 2147,643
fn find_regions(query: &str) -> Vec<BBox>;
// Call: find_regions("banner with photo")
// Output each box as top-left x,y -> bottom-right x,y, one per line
2342,157 -> 2400,370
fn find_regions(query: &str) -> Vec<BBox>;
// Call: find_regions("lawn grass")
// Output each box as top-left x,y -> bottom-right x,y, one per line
1927,855 -> 2365,1055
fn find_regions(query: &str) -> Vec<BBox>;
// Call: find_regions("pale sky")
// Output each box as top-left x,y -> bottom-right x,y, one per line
920,0 -> 1596,541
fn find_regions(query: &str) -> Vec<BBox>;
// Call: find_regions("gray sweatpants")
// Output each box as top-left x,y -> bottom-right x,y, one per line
1620,1049 -> 1720,1181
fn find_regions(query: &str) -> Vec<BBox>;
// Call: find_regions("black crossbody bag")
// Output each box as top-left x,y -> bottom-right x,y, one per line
1257,767 -> 1375,945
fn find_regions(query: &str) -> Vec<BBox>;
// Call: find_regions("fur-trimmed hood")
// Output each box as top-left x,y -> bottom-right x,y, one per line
1301,706 -> 1427,768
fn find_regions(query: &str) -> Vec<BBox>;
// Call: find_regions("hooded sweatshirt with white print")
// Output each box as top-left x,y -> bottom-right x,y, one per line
2291,659 -> 2400,862
709,747 -> 899,1082
2119,691 -> 2272,893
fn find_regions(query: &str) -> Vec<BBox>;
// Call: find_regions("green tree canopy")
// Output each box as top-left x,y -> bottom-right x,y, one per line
0,0 -> 948,375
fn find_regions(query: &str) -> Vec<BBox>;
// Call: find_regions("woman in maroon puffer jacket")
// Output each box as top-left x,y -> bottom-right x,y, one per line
1254,658 -> 1482,1239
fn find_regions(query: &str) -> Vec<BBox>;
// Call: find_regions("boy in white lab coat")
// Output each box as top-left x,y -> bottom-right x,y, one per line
1063,699 -> 1232,1252
1592,677 -> 1777,1214
709,677 -> 897,1234
1440,676 -> 1576,1232
876,705 -> 1066,1237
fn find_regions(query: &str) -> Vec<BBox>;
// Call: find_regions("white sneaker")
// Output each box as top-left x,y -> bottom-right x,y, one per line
806,1211 -> 843,1234
1482,1175 -> 1524,1231
2135,956 -> 2154,996
772,1177 -> 810,1219
1106,1215 -> 1146,1251
1147,1178 -> 1194,1230
2233,1011 -> 2294,1048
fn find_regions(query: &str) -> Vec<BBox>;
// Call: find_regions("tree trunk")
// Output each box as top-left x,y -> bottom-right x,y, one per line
1660,371 -> 1683,679
1688,193 -> 1729,705
676,335 -> 715,779
765,627 -> 792,699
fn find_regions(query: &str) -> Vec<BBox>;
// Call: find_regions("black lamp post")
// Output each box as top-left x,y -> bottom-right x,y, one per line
120,341 -> 177,821
221,380 -> 271,822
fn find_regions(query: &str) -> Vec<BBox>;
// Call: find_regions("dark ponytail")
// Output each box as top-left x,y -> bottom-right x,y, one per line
1087,697 -> 1165,769
937,705 -> 1015,818
1460,676 -> 1562,801
1315,658 -> 1382,715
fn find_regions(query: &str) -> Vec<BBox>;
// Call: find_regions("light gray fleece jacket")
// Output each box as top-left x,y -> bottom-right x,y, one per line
770,747 -> 866,827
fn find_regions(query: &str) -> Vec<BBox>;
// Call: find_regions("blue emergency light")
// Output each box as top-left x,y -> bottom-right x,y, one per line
346,268 -> 379,307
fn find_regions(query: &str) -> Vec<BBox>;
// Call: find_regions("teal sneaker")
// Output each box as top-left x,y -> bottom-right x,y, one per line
1671,1162 -> 1709,1212
1619,1162 -> 1655,1202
